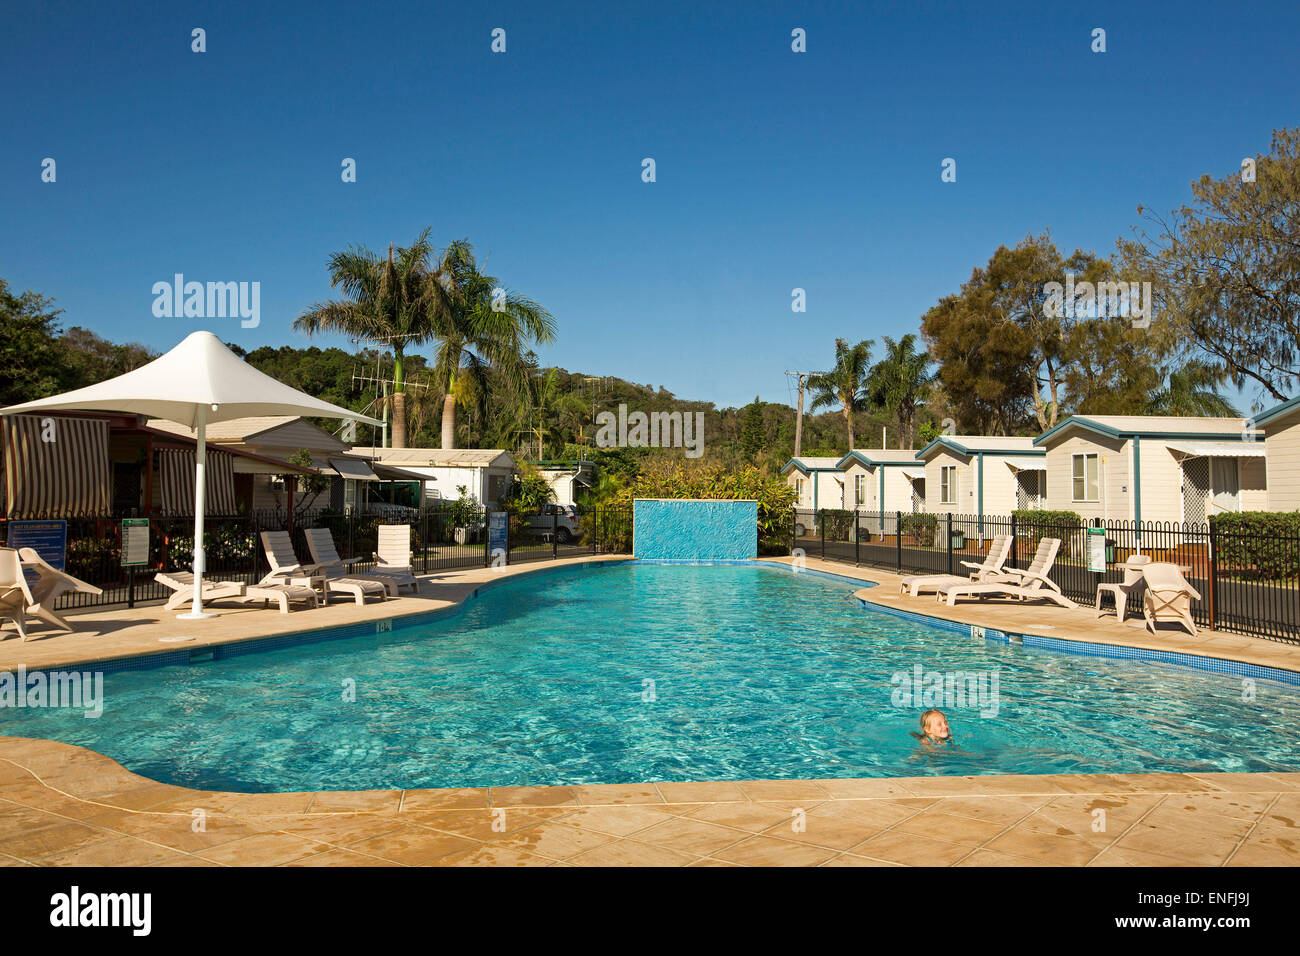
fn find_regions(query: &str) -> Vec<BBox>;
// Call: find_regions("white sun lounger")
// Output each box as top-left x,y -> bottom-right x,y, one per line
935,538 -> 1076,608
157,570 -> 318,614
303,527 -> 404,597
260,530 -> 386,606
241,583 -> 319,613
958,534 -> 1013,581
900,534 -> 1014,595
900,573 -> 971,596
156,570 -> 246,611
374,525 -> 420,593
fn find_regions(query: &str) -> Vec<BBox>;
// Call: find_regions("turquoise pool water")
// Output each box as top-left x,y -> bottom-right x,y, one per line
4,562 -> 1300,792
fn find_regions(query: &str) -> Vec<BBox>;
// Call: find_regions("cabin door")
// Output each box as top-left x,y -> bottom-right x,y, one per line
1209,457 -> 1241,516
1181,458 -> 1210,527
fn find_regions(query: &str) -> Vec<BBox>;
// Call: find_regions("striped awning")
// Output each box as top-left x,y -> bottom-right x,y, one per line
1,414 -> 111,518
158,447 -> 238,516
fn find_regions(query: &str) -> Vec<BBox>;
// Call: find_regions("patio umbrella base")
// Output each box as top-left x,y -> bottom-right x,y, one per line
176,610 -> 217,620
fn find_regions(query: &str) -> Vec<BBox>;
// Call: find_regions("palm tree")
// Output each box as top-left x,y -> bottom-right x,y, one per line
1146,360 -> 1239,417
294,229 -> 442,447
431,240 -> 556,449
868,334 -> 935,447
808,338 -> 873,450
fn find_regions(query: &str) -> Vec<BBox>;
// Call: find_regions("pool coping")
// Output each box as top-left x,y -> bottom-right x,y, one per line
1,735 -> 1297,866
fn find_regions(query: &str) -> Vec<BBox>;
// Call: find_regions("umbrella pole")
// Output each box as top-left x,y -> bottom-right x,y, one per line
178,404 -> 215,619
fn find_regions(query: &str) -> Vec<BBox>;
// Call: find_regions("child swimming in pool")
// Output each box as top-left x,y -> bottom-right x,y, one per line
911,709 -> 953,748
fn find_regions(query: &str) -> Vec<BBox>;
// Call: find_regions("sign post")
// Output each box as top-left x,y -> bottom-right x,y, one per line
1086,527 -> 1107,574
121,518 -> 150,608
7,519 -> 68,589
488,511 -> 508,567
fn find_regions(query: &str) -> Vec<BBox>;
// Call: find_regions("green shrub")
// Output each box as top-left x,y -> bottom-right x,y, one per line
899,513 -> 937,544
1011,509 -> 1082,529
819,509 -> 855,542
1211,511 -> 1300,579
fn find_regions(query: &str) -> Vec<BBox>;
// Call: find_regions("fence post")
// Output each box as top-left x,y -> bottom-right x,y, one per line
854,509 -> 860,566
419,507 -> 428,574
1009,512 -> 1017,570
484,511 -> 491,568
250,511 -> 259,582
1208,520 -> 1218,632
552,509 -> 559,559
348,511 -> 356,569
946,513 -> 954,575
896,511 -> 903,571
820,510 -> 825,560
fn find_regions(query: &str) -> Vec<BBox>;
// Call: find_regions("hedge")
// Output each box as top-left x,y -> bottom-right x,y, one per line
1011,509 -> 1083,530
899,513 -> 938,543
1211,511 -> 1300,579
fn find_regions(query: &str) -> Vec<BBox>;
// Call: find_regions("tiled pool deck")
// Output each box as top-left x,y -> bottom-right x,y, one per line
2,554 -> 1299,866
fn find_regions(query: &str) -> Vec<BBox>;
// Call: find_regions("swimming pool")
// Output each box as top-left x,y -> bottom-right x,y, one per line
4,562 -> 1300,792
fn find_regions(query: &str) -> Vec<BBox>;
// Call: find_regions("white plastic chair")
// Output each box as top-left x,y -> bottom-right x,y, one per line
1142,562 -> 1202,637
1095,554 -> 1152,623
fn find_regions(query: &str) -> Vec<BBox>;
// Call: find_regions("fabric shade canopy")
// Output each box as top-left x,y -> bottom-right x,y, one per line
1,331 -> 381,619
159,447 -> 237,515
330,457 -> 380,481
1,414 -> 111,518
1167,440 -> 1266,458
900,467 -> 925,480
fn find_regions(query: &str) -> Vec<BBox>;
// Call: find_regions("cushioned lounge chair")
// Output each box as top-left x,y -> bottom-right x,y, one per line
303,527 -> 403,597
260,530 -> 386,606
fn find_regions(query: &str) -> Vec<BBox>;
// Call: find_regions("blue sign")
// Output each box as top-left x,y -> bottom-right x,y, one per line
488,511 -> 508,558
7,519 -> 68,571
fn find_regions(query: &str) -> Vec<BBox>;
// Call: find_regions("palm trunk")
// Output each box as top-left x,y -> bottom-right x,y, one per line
843,409 -> 855,451
440,392 -> 457,449
391,392 -> 407,448
391,352 -> 407,448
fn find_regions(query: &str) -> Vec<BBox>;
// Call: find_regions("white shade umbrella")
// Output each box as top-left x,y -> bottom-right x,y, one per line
1,331 -> 382,618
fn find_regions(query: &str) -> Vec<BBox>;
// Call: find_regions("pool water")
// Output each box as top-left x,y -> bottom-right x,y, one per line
3,562 -> 1299,792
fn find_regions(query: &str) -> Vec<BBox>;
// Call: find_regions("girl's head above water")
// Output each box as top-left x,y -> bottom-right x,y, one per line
919,709 -> 951,741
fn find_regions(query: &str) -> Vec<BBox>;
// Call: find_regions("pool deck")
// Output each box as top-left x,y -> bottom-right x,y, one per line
2,554 -> 1299,867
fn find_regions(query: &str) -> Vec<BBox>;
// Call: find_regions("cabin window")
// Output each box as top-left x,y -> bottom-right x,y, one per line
940,466 -> 957,504
854,474 -> 865,506
1072,453 -> 1100,501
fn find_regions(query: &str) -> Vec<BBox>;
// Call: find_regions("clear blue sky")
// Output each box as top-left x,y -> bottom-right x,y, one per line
3,0 -> 1297,411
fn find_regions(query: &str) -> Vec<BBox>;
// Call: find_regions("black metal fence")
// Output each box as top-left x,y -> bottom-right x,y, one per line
2,505 -> 634,613
791,508 -> 1300,645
